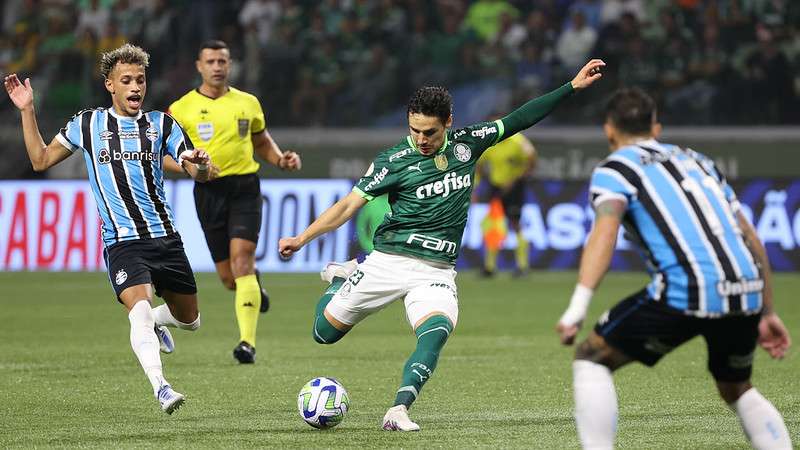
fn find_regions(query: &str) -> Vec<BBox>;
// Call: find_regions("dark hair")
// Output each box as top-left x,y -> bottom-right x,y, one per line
198,39 -> 228,57
605,87 -> 656,135
99,43 -> 149,79
407,86 -> 452,124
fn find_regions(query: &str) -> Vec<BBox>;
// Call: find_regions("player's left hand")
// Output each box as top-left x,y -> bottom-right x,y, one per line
279,151 -> 302,171
556,321 -> 582,346
758,312 -> 791,359
570,59 -> 605,90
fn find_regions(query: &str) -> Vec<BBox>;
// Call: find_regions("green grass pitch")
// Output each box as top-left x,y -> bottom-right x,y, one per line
1,271 -> 797,448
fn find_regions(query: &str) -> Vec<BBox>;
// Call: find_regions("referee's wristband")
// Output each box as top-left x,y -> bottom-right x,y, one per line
558,284 -> 593,327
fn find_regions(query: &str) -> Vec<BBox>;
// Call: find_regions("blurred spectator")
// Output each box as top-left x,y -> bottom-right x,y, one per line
75,0 -> 110,39
239,0 -> 282,46
494,11 -> 527,60
515,42 -> 552,99
742,25 -> 794,123
617,36 -> 658,91
0,0 -> 798,131
567,0 -> 603,31
601,0 -> 645,26
465,0 -> 519,42
556,10 -> 597,73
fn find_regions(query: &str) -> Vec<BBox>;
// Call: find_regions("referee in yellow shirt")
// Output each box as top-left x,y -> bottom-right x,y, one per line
168,40 -> 301,364
476,130 -> 537,277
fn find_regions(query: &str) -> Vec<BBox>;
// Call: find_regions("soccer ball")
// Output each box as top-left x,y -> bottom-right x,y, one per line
297,377 -> 350,429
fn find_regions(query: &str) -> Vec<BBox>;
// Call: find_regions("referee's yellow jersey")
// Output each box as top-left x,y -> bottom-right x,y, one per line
478,133 -> 535,187
169,87 -> 266,177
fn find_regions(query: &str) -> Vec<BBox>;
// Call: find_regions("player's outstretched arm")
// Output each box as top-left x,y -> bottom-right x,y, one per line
556,198 -> 624,345
279,191 -> 367,259
498,59 -> 605,142
253,130 -> 302,171
737,211 -> 791,359
5,73 -> 72,171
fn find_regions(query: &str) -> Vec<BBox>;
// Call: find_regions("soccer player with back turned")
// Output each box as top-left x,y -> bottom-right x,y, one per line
556,88 -> 792,449
168,40 -> 301,364
4,44 -> 212,414
280,59 -> 605,431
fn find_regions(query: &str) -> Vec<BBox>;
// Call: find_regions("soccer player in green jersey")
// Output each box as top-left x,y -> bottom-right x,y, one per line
279,59 -> 605,431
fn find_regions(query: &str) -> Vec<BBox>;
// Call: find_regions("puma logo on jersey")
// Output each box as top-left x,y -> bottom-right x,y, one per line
407,162 -> 422,173
415,172 -> 471,199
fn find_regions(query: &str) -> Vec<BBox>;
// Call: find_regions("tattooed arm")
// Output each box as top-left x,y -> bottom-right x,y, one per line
578,199 -> 626,289
557,198 -> 626,345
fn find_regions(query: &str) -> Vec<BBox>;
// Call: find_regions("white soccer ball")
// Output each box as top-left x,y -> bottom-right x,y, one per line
297,377 -> 350,429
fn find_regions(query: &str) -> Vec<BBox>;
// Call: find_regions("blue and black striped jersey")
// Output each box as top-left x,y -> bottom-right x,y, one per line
56,107 -> 193,246
589,139 -> 762,317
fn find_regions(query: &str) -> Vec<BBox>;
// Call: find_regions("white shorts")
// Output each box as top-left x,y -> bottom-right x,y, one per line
325,251 -> 459,330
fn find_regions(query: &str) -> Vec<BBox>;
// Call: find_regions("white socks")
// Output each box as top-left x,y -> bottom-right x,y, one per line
129,301 -> 166,395
152,303 -> 200,330
734,388 -> 792,450
573,360 -> 617,450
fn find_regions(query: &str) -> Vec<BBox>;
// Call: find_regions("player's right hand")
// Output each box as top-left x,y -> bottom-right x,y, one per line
758,312 -> 791,359
278,236 -> 302,259
570,59 -> 605,90
4,74 -> 34,110
556,321 -> 581,346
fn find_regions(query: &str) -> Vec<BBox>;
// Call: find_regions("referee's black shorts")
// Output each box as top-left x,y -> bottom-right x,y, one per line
193,173 -> 263,262
490,180 -> 525,223
595,289 -> 761,382
104,234 -> 197,302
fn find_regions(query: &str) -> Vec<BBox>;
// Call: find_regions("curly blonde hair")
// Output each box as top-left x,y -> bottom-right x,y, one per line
99,43 -> 150,79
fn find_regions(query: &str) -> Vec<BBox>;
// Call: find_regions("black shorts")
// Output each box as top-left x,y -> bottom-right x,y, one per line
104,234 -> 197,302
193,173 -> 262,262
490,180 -> 525,223
595,289 -> 760,382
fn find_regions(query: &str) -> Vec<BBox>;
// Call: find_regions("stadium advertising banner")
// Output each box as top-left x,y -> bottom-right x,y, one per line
0,179 -> 798,272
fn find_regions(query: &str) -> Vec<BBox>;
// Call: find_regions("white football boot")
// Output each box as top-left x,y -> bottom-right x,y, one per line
154,325 -> 174,354
156,384 -> 185,415
382,405 -> 421,431
320,259 -> 358,283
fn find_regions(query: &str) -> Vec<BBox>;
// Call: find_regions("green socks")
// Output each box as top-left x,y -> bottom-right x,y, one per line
394,315 -> 453,408
312,277 -> 346,344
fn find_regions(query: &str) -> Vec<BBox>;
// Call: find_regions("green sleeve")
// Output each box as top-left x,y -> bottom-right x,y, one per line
497,82 -> 575,142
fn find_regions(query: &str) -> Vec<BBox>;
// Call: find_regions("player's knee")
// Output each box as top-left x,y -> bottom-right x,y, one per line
574,333 -> 618,370
220,275 -> 236,290
230,254 -> 253,278
415,315 -> 453,346
312,314 -> 346,345
716,380 -> 752,404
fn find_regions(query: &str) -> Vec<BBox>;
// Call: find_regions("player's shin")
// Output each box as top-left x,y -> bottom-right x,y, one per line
393,315 -> 453,409
515,231 -> 529,271
235,274 -> 260,346
572,360 -> 617,450
311,277 -> 348,344
129,300 -> 167,394
733,388 -> 792,450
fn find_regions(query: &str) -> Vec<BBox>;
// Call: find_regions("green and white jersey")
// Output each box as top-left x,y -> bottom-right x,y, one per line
353,120 -> 507,265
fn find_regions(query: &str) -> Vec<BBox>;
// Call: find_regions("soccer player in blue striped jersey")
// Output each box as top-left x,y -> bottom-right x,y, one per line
556,88 -> 791,449
4,44 -> 212,415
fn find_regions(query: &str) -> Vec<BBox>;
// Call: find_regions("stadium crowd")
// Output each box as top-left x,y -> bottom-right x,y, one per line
1,0 -> 799,127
